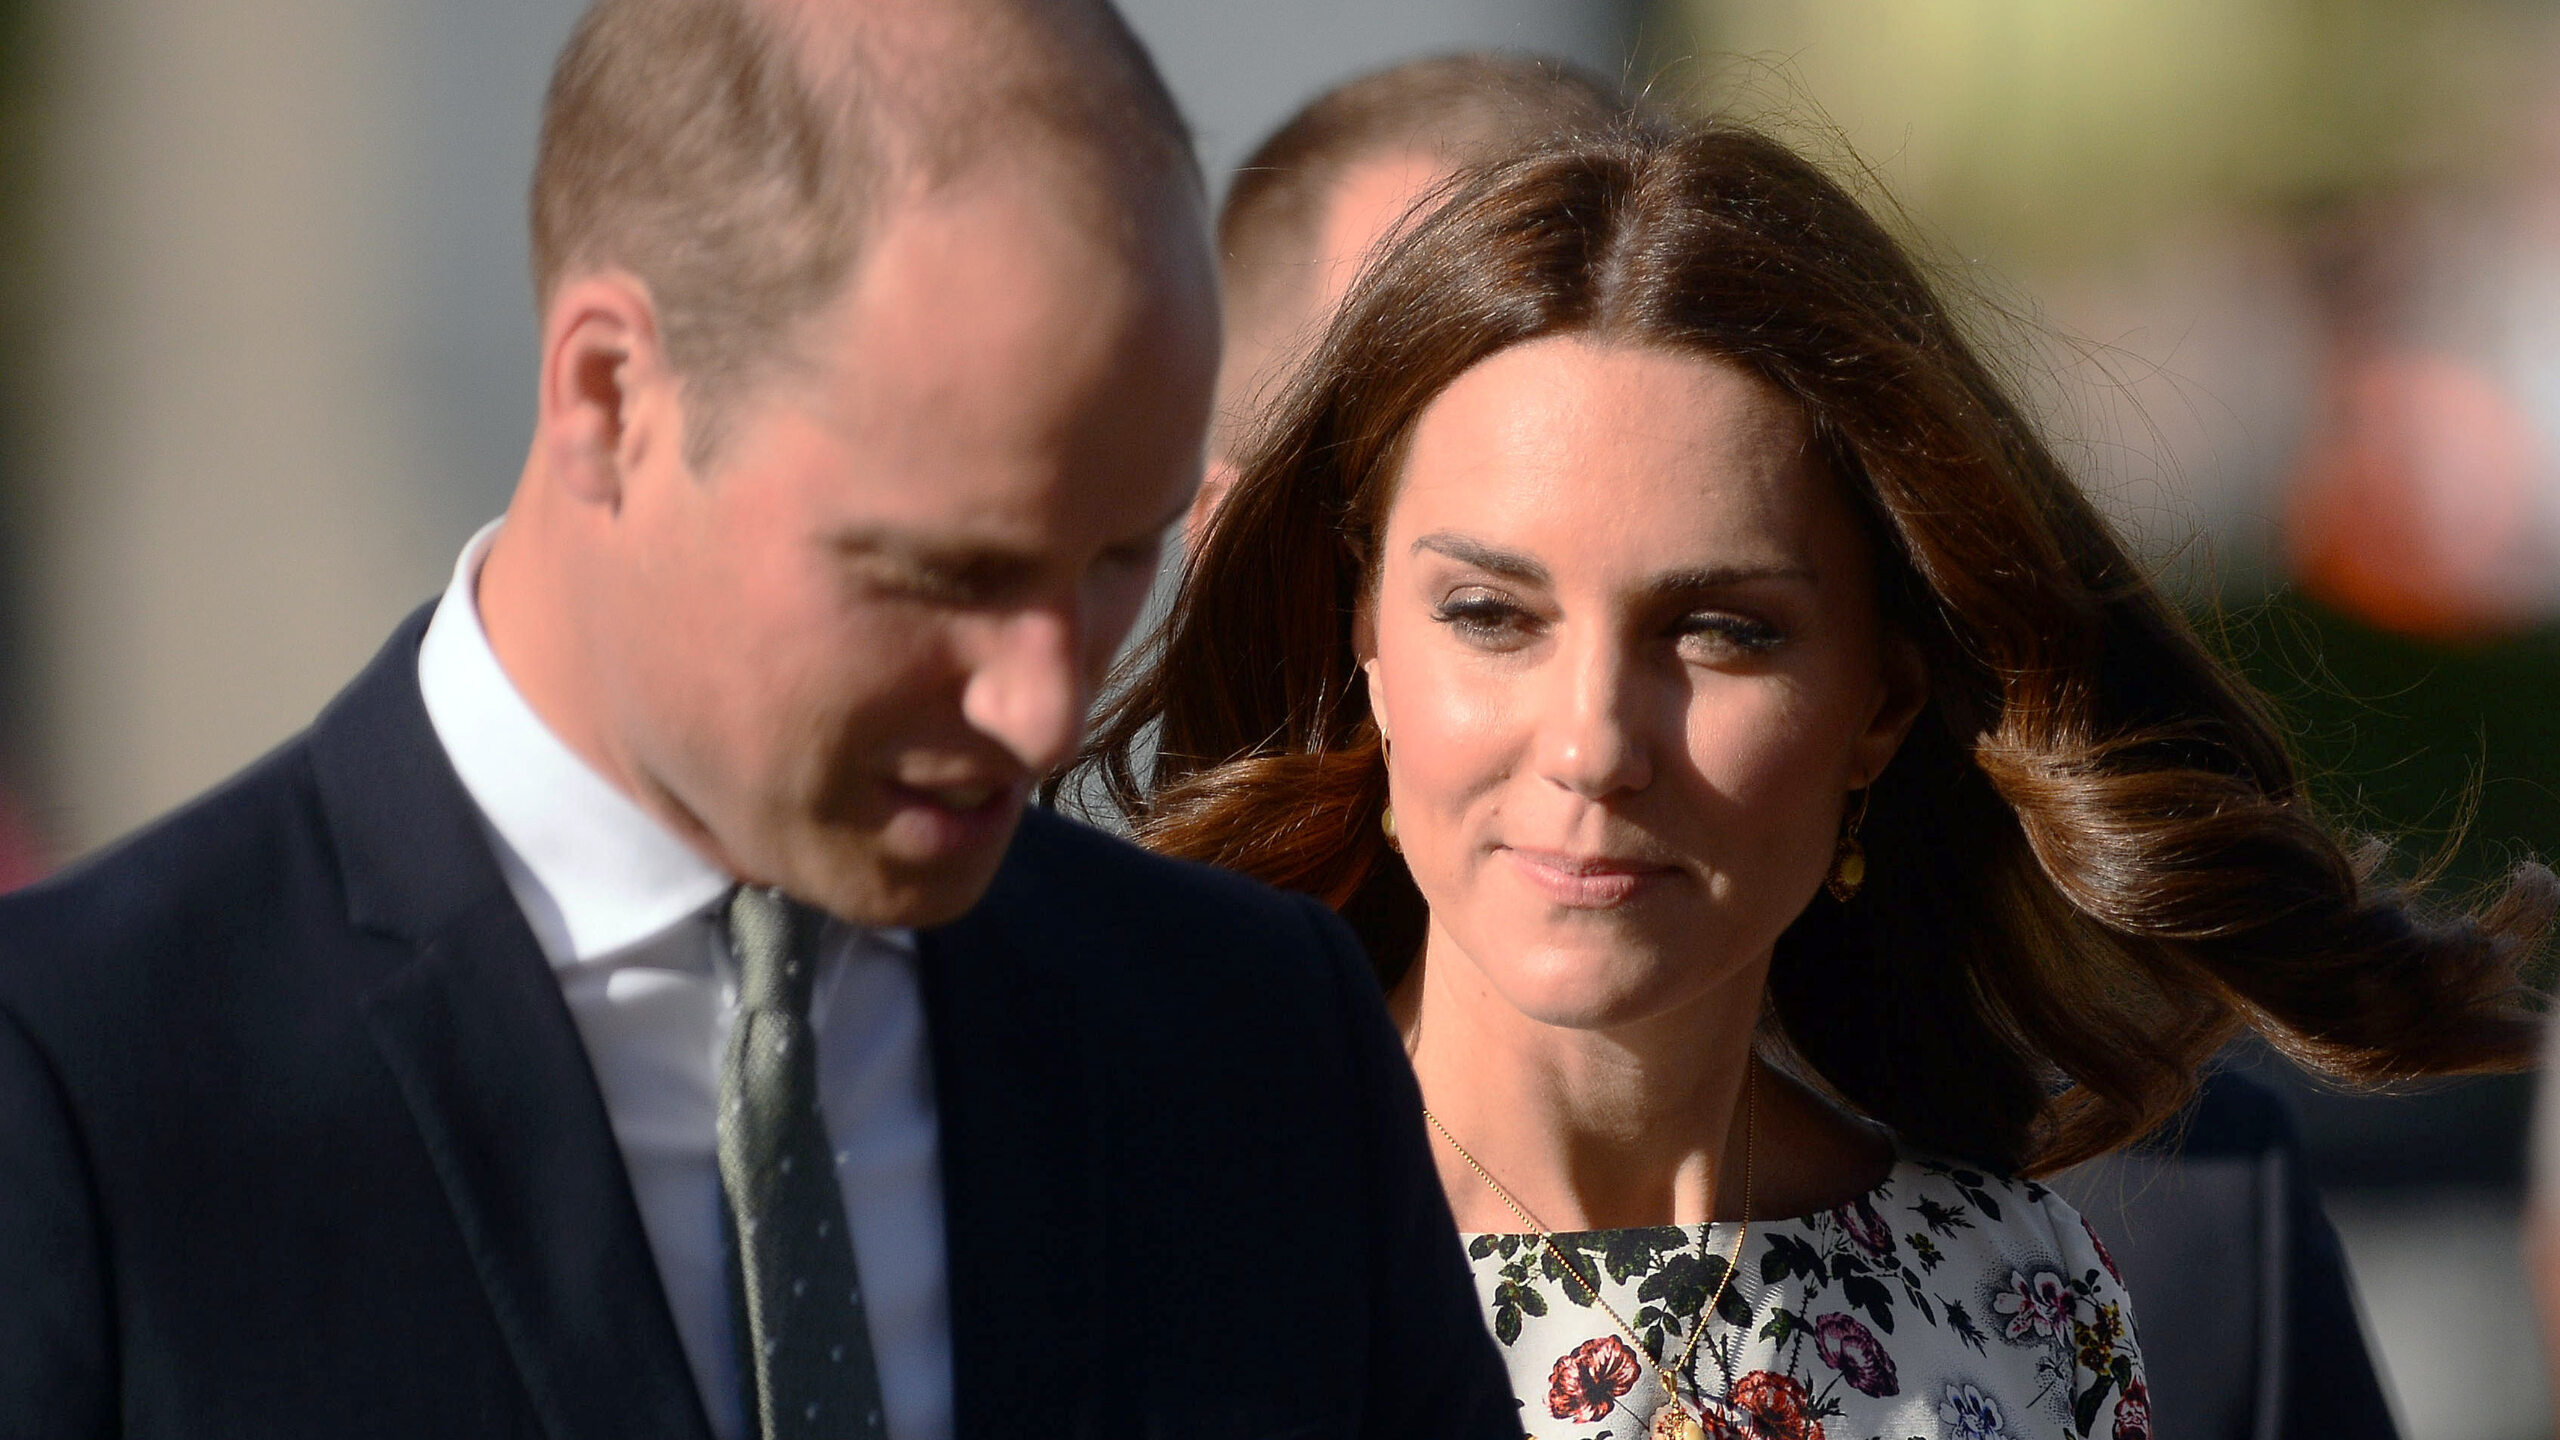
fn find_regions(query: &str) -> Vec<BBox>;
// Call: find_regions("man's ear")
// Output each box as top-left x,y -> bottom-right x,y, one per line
535,271 -> 684,510
1183,456 -> 1240,553
1851,631 -> 1929,789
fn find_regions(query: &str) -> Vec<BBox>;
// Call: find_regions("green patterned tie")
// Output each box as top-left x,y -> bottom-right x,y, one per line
719,886 -> 889,1440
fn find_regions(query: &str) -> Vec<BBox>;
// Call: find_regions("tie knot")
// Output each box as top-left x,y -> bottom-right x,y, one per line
725,885 -> 821,1017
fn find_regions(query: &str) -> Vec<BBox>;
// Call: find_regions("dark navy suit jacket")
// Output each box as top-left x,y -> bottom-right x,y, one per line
0,609 -> 1517,1439
2052,1071 -> 2399,1440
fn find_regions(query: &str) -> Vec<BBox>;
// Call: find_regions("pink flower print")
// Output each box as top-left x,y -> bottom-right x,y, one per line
2112,1376 -> 2153,1440
1992,1269 -> 2073,1341
1836,1195 -> 1898,1264
1546,1335 -> 1642,1423
1813,1312 -> 1900,1397
2082,1216 -> 2125,1287
1729,1371 -> 1825,1440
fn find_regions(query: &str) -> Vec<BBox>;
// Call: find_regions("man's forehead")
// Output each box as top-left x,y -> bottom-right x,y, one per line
729,166 -> 1213,519
829,175 -> 1204,368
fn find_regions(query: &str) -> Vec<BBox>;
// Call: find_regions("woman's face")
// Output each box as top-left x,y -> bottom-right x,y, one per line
1364,335 -> 1922,1031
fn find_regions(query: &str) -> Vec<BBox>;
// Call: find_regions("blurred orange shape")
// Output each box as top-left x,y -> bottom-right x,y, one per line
2286,350 -> 2553,641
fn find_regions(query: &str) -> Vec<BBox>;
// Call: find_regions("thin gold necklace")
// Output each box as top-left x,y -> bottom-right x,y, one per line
1424,1063 -> 1755,1440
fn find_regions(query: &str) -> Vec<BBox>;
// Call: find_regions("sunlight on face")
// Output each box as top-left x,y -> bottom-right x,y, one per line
598,170 -> 1216,927
1365,335 -> 1912,1031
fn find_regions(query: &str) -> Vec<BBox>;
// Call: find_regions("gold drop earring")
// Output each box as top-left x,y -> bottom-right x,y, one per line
1824,787 -> 1870,901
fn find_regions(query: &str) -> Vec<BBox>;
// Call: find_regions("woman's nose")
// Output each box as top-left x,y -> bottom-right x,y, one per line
1530,633 -> 1652,799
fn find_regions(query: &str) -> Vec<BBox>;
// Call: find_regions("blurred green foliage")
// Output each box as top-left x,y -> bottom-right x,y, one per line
2213,589 -> 2560,982
1670,0 -> 2556,267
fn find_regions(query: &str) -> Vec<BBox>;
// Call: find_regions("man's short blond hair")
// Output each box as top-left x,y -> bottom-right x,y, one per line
531,0 -> 1193,464
1216,52 -> 1624,352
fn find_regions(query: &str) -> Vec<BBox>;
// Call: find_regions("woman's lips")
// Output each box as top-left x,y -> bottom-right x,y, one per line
1497,846 -> 1677,909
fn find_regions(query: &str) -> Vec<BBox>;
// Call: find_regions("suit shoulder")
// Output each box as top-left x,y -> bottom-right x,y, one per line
0,733 -> 329,984
1008,806 -> 1330,933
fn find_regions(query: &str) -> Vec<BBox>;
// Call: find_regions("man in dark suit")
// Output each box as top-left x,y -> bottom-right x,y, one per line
0,1 -> 1517,1436
2054,1069 -> 2402,1440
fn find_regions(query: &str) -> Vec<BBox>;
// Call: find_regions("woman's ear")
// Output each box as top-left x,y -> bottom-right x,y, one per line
1354,594 -> 1392,745
1851,632 -> 1928,788
1363,655 -> 1392,746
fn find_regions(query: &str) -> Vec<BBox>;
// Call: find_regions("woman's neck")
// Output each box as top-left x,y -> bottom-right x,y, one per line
1393,928 -> 1765,1233
1394,924 -> 1897,1234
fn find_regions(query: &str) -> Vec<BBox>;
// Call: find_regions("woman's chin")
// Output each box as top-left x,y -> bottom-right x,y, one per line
1482,949 -> 1723,1034
1431,904 -> 1764,1033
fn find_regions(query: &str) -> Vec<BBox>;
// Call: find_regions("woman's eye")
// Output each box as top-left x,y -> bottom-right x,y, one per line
1432,593 -> 1535,644
1676,612 -> 1786,657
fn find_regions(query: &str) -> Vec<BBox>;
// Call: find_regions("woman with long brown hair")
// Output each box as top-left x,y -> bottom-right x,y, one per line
1067,118 -> 2548,1440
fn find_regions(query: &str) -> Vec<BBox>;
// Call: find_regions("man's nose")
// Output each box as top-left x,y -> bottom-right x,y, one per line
960,605 -> 1085,776
1531,634 -> 1652,800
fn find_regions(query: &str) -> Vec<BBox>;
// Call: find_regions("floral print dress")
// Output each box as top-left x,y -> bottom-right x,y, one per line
1463,1157 -> 2148,1440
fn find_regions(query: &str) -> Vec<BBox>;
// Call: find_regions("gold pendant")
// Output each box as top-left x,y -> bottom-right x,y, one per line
1651,1407 -> 1705,1440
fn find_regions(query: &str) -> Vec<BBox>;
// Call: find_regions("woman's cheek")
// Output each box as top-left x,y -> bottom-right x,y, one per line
1683,679 -> 1855,879
1377,644 -> 1508,890
1395,654 -> 1518,803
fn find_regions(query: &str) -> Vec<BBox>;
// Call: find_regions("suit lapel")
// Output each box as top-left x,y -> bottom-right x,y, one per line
919,825 -> 1109,1438
312,607 -> 716,1440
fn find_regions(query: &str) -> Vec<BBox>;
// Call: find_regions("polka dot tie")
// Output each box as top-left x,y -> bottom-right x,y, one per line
719,886 -> 888,1440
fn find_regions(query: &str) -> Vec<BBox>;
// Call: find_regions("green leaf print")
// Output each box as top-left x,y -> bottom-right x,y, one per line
1497,1278 -> 1548,1319
1534,1245 -> 1600,1307
1761,1232 -> 1826,1288
1715,1274 -> 1752,1328
1909,1197 -> 1972,1236
1602,1228 -> 1671,1284
1638,1250 -> 1723,1316
2072,1372 -> 2112,1436
1840,1274 -> 1895,1334
1943,1298 -> 1989,1353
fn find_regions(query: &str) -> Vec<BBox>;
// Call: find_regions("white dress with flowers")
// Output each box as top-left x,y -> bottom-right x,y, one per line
1463,1156 -> 2149,1440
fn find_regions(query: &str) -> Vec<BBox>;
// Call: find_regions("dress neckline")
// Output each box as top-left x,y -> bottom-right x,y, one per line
1456,1149 -> 1916,1241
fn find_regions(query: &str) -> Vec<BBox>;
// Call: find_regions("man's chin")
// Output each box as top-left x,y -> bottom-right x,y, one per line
782,817 -> 1023,930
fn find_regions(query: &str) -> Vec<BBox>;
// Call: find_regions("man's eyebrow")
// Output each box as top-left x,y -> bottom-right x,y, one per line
1412,532 -> 1549,585
829,527 -> 1033,565
827,494 -> 1191,572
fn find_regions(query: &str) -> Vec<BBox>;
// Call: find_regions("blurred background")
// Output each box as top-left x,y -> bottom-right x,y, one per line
2,0 -> 2557,1434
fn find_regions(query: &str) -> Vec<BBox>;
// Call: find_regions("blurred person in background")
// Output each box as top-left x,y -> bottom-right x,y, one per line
1193,51 -> 1624,542
2531,1025 -> 2560,1384
1076,117 -> 2552,1440
0,0 -> 1521,1436
1207,54 -> 2405,1440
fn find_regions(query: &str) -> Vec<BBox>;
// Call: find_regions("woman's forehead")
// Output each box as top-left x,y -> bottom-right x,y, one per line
1386,336 -> 1844,574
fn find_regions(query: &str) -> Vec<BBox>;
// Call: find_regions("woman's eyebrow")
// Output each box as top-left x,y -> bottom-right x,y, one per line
1414,532 -> 1817,597
1643,562 -> 1819,599
1412,531 -> 1548,585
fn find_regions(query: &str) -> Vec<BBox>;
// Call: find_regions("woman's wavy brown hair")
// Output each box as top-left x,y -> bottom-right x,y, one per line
1059,119 -> 2552,1176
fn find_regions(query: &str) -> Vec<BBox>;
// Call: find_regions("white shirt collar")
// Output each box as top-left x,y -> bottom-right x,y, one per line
417,520 -> 733,966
